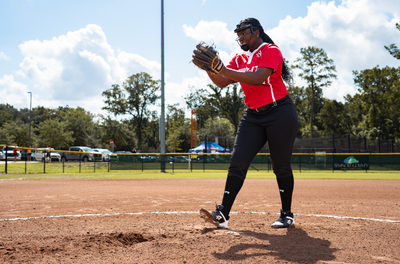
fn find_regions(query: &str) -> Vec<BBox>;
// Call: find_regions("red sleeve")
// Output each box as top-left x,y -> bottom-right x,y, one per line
226,54 -> 239,70
258,45 -> 283,72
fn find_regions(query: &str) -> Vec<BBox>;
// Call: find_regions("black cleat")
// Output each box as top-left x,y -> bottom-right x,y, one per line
271,209 -> 295,228
200,204 -> 229,228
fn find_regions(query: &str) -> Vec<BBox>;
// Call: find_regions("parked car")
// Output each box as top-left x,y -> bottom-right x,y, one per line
0,146 -> 21,161
34,148 -> 61,162
140,155 -> 155,162
92,148 -> 117,162
60,146 -> 101,162
169,155 -> 190,163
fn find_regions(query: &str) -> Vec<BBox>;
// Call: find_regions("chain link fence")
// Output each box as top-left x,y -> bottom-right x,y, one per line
1,145 -> 400,174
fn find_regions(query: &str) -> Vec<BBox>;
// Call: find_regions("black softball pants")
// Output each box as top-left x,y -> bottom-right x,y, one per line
228,95 -> 298,180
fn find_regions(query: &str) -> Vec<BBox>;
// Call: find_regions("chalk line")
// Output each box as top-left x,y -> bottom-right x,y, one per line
0,211 -> 399,223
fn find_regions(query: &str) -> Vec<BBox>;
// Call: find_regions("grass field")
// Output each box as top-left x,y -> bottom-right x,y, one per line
1,166 -> 399,180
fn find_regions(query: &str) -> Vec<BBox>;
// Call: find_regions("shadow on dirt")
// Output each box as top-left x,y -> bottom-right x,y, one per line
212,227 -> 337,263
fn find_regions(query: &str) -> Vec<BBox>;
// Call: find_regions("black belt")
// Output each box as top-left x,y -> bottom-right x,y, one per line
254,96 -> 288,112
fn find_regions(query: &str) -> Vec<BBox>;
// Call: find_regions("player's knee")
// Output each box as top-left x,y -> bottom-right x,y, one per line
273,166 -> 293,179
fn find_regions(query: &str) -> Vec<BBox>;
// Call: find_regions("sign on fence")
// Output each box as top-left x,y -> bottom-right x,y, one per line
333,155 -> 369,170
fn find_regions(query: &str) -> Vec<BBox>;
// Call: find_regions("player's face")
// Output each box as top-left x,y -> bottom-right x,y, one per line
235,29 -> 252,44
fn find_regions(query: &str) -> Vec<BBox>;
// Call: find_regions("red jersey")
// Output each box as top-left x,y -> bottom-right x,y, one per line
226,43 -> 289,109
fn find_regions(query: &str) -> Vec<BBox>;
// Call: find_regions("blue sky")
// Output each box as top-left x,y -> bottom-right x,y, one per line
1,0 -> 399,118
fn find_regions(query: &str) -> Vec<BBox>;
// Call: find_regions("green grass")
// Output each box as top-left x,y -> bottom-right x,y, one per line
1,162 -> 399,180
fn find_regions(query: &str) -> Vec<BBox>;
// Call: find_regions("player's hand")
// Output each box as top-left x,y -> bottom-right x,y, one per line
192,42 -> 224,74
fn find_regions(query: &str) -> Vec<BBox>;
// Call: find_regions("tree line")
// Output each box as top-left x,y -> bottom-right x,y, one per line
1,22 -> 399,152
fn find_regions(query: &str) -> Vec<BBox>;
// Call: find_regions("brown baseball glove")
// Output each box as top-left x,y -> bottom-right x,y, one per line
192,42 -> 224,74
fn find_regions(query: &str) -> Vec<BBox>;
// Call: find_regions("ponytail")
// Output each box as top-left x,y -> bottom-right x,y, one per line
260,31 -> 292,85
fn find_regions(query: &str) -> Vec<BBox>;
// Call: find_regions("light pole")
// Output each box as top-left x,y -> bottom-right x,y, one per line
160,0 -> 166,172
27,92 -> 32,147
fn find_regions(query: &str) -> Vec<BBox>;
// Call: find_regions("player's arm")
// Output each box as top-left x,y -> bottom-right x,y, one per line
207,72 -> 235,88
219,67 -> 273,86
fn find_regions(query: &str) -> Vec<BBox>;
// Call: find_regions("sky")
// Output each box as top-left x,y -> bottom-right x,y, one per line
1,0 -> 400,119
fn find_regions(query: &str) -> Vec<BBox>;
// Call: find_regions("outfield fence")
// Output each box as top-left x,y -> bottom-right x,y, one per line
1,145 -> 400,174
111,152 -> 400,172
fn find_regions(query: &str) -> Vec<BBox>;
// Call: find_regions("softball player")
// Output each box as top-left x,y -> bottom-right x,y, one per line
200,18 -> 298,228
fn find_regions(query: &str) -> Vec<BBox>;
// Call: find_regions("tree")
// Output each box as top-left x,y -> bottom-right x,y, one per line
207,83 -> 246,133
141,111 -> 161,152
57,106 -> 95,146
287,85 -> 308,137
197,118 -> 234,149
100,116 -> 134,151
348,66 -> 400,139
293,46 -> 337,138
316,98 -> 353,136
0,110 -> 13,127
36,119 -> 74,149
183,87 -> 219,129
0,104 -> 20,122
166,120 -> 185,152
0,126 -> 12,145
384,22 -> 400,59
102,72 -> 160,149
165,104 -> 188,152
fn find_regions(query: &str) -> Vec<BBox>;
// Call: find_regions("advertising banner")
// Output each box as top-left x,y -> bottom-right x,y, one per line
333,155 -> 369,170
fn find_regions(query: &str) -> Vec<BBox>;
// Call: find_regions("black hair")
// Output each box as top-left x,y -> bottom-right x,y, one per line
235,18 -> 293,84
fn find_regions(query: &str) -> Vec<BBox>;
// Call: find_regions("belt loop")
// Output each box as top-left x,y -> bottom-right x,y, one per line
273,101 -> 277,107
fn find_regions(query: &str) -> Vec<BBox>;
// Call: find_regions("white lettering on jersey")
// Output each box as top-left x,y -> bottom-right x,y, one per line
238,66 -> 258,73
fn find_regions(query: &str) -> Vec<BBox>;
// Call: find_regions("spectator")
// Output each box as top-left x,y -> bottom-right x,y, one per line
132,148 -> 137,162
13,146 -> 18,162
27,146 -> 32,161
47,144 -> 51,163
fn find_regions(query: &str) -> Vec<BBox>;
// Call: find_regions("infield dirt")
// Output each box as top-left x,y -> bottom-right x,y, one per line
0,178 -> 399,263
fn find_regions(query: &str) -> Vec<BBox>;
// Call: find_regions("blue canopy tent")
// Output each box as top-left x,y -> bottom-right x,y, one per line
189,142 -> 230,153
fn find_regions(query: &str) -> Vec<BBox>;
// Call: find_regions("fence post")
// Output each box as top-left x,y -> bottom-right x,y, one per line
5,145 -> 7,174
204,135 -> 207,172
25,159 -> 27,174
43,155 -> 46,173
332,132 -> 336,153
79,153 -> 81,173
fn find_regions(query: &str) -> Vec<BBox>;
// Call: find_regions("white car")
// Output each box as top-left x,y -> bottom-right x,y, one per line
0,146 -> 21,161
35,148 -> 61,162
92,148 -> 116,161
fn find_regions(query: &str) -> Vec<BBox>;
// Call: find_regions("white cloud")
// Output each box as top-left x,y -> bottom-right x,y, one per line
165,71 -> 210,107
183,20 -> 238,52
268,0 -> 400,101
0,52 -> 10,61
183,0 -> 400,103
0,75 -> 30,108
16,24 -> 162,113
